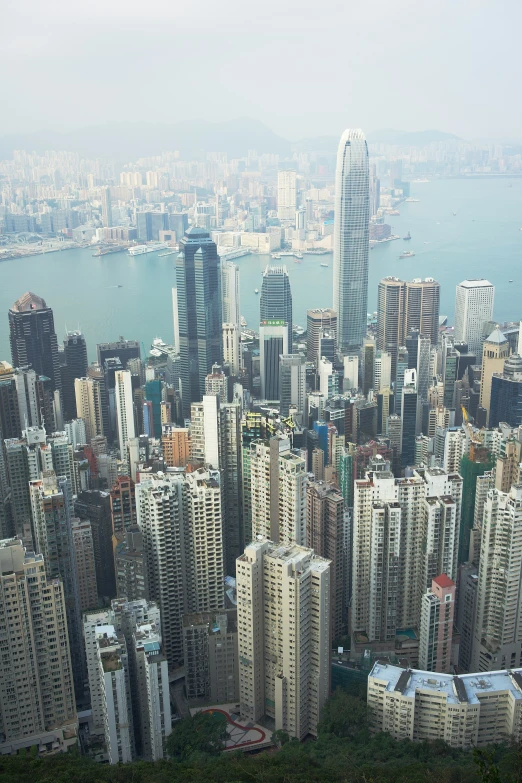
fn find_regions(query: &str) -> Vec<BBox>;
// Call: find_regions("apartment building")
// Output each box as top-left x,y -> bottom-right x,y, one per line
236,540 -> 331,739
182,609 -> 239,703
368,662 -> 522,748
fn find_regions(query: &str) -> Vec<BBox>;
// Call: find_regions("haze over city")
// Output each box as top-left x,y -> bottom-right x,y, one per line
2,0 -> 522,140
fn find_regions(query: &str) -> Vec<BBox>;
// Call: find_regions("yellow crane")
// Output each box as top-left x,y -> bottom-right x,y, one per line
461,405 -> 484,461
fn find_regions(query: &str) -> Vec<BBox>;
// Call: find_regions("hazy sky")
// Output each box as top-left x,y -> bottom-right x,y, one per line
2,0 -> 521,140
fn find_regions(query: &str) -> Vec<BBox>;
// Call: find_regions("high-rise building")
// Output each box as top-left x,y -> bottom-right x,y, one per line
61,330 -> 88,420
248,436 -> 307,545
306,309 -> 337,365
176,227 -> 222,416
489,354 -> 522,428
454,279 -> 494,358
29,471 -> 85,692
75,376 -> 104,441
8,292 -> 61,392
401,382 -> 419,468
183,609 -> 239,704
404,278 -> 441,346
479,328 -> 510,423
279,353 -> 306,417
110,476 -> 137,550
306,481 -> 346,639
0,538 -> 77,755
259,321 -> 288,400
162,424 -> 190,467
277,170 -> 297,221
115,528 -> 146,601
418,575 -> 455,673
221,261 -> 241,327
260,266 -> 293,348
472,485 -> 522,671
0,364 -> 56,439
223,323 -> 241,375
97,338 -> 140,370
115,370 -> 136,460
101,186 -> 113,227
71,517 -> 98,610
333,129 -> 370,354
352,459 -> 462,645
236,540 -> 331,739
377,277 -> 405,382
75,490 -> 116,599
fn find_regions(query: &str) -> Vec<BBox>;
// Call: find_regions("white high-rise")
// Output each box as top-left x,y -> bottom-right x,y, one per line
454,279 -> 494,358
236,540 -> 331,739
115,370 -> 135,460
221,261 -> 241,326
277,170 -> 297,221
333,129 -> 370,354
472,485 -> 522,672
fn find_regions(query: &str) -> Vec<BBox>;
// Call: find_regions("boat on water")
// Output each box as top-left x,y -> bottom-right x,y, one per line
320,263 -> 328,268
271,253 -> 282,260
405,198 -> 420,202
293,325 -> 305,336
254,288 -> 259,294
453,212 -> 457,216
509,279 -> 514,283
399,250 -> 415,259
128,244 -> 167,256
403,231 -> 411,240
158,250 -> 177,257
413,178 -> 429,183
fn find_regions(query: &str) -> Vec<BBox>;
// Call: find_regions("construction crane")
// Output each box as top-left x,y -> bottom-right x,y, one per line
461,405 -> 484,461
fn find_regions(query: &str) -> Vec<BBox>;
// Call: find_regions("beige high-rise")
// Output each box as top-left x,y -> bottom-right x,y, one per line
236,540 -> 331,740
75,376 -> 104,441
0,539 -> 77,755
479,329 -> 510,424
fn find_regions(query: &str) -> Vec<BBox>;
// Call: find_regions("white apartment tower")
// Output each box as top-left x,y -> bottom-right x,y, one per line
0,539 -> 77,755
223,323 -> 241,374
133,623 -> 171,760
472,485 -> 522,671
96,625 -> 134,763
221,261 -> 241,327
277,170 -> 297,221
249,436 -> 307,545
236,540 -> 331,739
115,370 -> 136,460
454,279 -> 494,358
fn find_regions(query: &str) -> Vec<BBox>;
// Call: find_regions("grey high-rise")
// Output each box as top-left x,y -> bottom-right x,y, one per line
9,292 -> 61,392
333,129 -> 370,355
176,227 -> 222,417
260,265 -> 293,348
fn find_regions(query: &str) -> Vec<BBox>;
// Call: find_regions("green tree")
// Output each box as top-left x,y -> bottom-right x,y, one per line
317,687 -> 368,738
166,711 -> 227,762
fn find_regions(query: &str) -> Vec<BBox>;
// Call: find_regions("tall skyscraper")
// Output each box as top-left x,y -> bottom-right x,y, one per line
236,540 -> 331,739
454,279 -> 494,358
75,376 -> 104,441
63,330 -> 88,420
223,323 -> 241,374
0,538 -> 77,755
115,370 -> 136,459
277,170 -> 297,221
489,353 -> 522,428
377,277 -> 405,381
333,129 -> 370,355
221,261 -> 241,327
176,227 -> 222,416
8,292 -> 61,391
260,266 -> 293,347
101,186 -> 113,227
479,328 -> 510,423
259,321 -> 288,400
97,337 -> 140,369
418,575 -> 455,673
404,278 -> 440,346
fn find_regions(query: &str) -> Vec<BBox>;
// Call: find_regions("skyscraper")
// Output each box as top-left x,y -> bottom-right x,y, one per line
333,129 -> 370,355
277,170 -> 297,221
479,328 -> 510,423
279,353 -> 306,417
115,370 -> 136,460
306,308 -> 338,365
418,575 -> 455,673
63,330 -> 88,420
75,376 -> 104,441
100,186 -> 112,227
221,261 -> 241,327
8,292 -> 61,391
404,278 -> 440,346
377,277 -> 405,382
454,279 -> 494,358
236,540 -> 331,739
176,227 -> 222,416
259,265 -> 293,347
259,321 -> 288,400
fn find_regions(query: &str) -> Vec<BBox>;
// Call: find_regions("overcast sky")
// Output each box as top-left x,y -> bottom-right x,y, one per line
2,0 -> 521,141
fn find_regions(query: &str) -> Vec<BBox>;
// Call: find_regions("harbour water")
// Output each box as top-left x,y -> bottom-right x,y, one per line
0,177 -> 521,362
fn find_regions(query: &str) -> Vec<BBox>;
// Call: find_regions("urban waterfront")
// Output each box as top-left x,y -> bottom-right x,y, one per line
0,176 -> 521,362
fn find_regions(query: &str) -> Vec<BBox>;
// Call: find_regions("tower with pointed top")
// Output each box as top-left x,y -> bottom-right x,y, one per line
333,129 -> 370,356
8,292 -> 61,391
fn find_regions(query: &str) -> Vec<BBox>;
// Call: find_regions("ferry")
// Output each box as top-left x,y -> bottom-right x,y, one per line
403,231 -> 412,240
158,249 -> 178,257
320,263 -> 329,268
254,288 -> 259,294
399,250 -> 415,259
128,243 -> 168,256
218,248 -> 251,261
405,198 -> 420,203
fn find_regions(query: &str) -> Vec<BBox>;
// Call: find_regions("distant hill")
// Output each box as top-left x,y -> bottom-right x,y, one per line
366,129 -> 461,145
0,117 -> 292,161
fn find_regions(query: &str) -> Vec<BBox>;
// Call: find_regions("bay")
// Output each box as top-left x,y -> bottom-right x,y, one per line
0,177 -> 521,363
